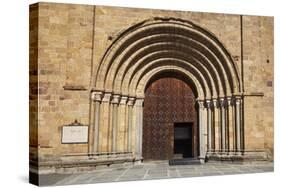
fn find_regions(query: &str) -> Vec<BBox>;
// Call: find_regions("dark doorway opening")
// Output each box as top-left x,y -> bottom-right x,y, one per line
174,122 -> 193,158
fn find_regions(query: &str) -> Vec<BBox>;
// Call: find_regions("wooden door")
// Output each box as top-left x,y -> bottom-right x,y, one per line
142,74 -> 197,160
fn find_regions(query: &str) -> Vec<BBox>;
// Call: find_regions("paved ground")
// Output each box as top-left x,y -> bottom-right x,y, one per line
39,161 -> 273,186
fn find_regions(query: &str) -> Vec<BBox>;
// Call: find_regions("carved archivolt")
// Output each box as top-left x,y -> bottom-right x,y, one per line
89,18 -> 244,162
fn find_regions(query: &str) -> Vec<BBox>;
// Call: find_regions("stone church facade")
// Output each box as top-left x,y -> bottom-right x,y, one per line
29,2 -> 274,175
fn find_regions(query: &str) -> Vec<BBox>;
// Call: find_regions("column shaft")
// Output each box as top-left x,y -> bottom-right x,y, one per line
127,97 -> 135,152
198,100 -> 205,163
235,97 -> 242,154
127,106 -> 132,152
213,99 -> 220,152
112,103 -> 118,152
206,100 -> 212,153
232,99 -> 236,151
119,96 -> 128,152
111,95 -> 120,152
100,93 -> 111,152
93,92 -> 102,153
135,99 -> 143,161
220,98 -> 226,152
93,102 -> 100,152
226,97 -> 233,153
88,99 -> 95,154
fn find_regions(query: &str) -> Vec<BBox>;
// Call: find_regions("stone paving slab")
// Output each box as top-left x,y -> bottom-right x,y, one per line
39,161 -> 274,186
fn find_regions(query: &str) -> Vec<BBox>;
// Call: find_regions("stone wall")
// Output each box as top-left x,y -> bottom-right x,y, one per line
36,3 -> 94,157
30,2 -> 274,162
243,16 -> 274,155
29,3 -> 39,164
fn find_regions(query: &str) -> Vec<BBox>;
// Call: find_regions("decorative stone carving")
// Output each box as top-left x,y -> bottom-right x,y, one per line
134,98 -> 144,107
127,97 -> 136,106
219,97 -> 226,108
92,91 -> 103,102
120,96 -> 128,105
197,100 -> 205,109
206,99 -> 211,109
111,94 -> 120,104
212,98 -> 218,108
102,93 -> 112,103
226,96 -> 232,106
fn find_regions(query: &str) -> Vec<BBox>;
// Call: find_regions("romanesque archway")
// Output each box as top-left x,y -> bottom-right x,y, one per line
90,17 -> 243,163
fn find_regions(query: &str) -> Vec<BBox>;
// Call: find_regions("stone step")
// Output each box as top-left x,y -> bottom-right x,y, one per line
173,154 -> 183,159
169,158 -> 201,165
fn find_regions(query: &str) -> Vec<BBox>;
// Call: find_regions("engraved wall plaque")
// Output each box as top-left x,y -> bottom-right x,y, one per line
61,126 -> 88,144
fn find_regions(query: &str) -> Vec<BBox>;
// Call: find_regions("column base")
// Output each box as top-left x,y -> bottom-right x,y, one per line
220,150 -> 228,156
199,159 -> 205,164
235,151 -> 243,156
133,160 -> 143,165
206,151 -> 243,161
204,150 -> 271,162
206,151 -> 213,157
134,156 -> 143,163
198,156 -> 206,164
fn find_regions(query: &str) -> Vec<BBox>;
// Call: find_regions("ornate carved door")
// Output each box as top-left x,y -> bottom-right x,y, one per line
143,73 -> 197,160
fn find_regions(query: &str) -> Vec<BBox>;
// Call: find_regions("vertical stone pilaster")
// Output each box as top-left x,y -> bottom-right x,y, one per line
127,97 -> 135,152
203,107 -> 208,153
111,94 -> 120,152
235,96 -> 242,155
240,98 -> 244,153
197,100 -> 205,163
119,96 -> 128,152
92,91 -> 103,153
232,97 -> 236,152
88,94 -> 95,154
206,100 -> 212,153
135,98 -> 144,161
226,97 -> 233,153
213,99 -> 220,152
100,93 -> 111,152
220,98 -> 226,153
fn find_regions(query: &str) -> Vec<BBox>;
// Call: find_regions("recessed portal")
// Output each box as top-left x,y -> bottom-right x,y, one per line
142,72 -> 198,160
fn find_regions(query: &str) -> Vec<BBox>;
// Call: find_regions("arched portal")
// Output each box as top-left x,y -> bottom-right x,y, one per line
90,17 -> 244,163
143,72 -> 198,160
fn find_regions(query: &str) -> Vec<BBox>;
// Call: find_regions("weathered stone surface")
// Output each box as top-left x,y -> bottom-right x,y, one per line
38,161 -> 273,186
29,2 -> 274,175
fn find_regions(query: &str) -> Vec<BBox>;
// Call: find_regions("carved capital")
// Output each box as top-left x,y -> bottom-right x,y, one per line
127,97 -> 136,106
219,98 -> 226,108
111,94 -> 120,104
205,99 -> 212,109
197,100 -> 205,109
235,96 -> 242,106
226,96 -> 232,106
120,96 -> 128,105
135,98 -> 144,107
212,98 -> 218,108
102,93 -> 112,102
92,91 -> 103,102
